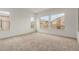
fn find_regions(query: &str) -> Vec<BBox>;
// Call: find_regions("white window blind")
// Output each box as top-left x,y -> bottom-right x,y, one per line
0,11 -> 10,31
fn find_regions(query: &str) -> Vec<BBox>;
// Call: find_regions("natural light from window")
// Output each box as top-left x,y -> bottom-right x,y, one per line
0,11 -> 10,31
40,13 -> 65,30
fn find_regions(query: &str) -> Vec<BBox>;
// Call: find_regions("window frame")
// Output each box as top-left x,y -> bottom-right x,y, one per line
39,13 -> 65,30
0,14 -> 11,32
30,16 -> 35,29
40,15 -> 50,30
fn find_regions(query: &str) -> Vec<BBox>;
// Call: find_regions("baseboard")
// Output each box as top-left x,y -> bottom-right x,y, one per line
38,32 -> 76,39
0,31 -> 36,40
77,32 -> 79,43
0,31 -> 76,40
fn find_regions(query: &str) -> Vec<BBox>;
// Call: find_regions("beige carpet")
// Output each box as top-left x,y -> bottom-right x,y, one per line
0,33 -> 79,51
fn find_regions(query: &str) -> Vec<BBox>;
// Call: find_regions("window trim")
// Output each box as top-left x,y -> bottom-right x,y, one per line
39,13 -> 65,30
0,11 -> 11,32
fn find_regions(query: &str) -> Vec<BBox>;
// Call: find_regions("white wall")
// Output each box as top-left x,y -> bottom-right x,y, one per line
37,8 -> 78,38
77,9 -> 79,42
78,8 -> 79,32
0,8 -> 78,39
0,8 -> 36,38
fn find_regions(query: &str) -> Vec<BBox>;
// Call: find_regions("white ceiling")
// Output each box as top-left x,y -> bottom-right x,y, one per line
27,8 -> 49,13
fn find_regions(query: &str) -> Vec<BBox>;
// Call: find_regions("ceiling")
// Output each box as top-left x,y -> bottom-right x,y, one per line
27,8 -> 65,13
27,8 -> 50,13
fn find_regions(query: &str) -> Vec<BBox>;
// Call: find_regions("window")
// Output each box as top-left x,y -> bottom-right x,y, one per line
0,18 -> 1,31
40,16 -> 49,29
39,13 -> 65,30
0,11 -> 10,31
50,13 -> 64,29
31,17 -> 35,29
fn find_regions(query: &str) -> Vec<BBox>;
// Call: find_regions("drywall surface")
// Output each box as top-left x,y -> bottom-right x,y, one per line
77,9 -> 79,42
37,8 -> 78,38
0,8 -> 36,38
78,8 -> 79,32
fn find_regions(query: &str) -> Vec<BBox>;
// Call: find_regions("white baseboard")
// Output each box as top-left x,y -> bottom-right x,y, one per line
77,32 -> 79,43
0,31 -> 36,39
38,31 -> 76,39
